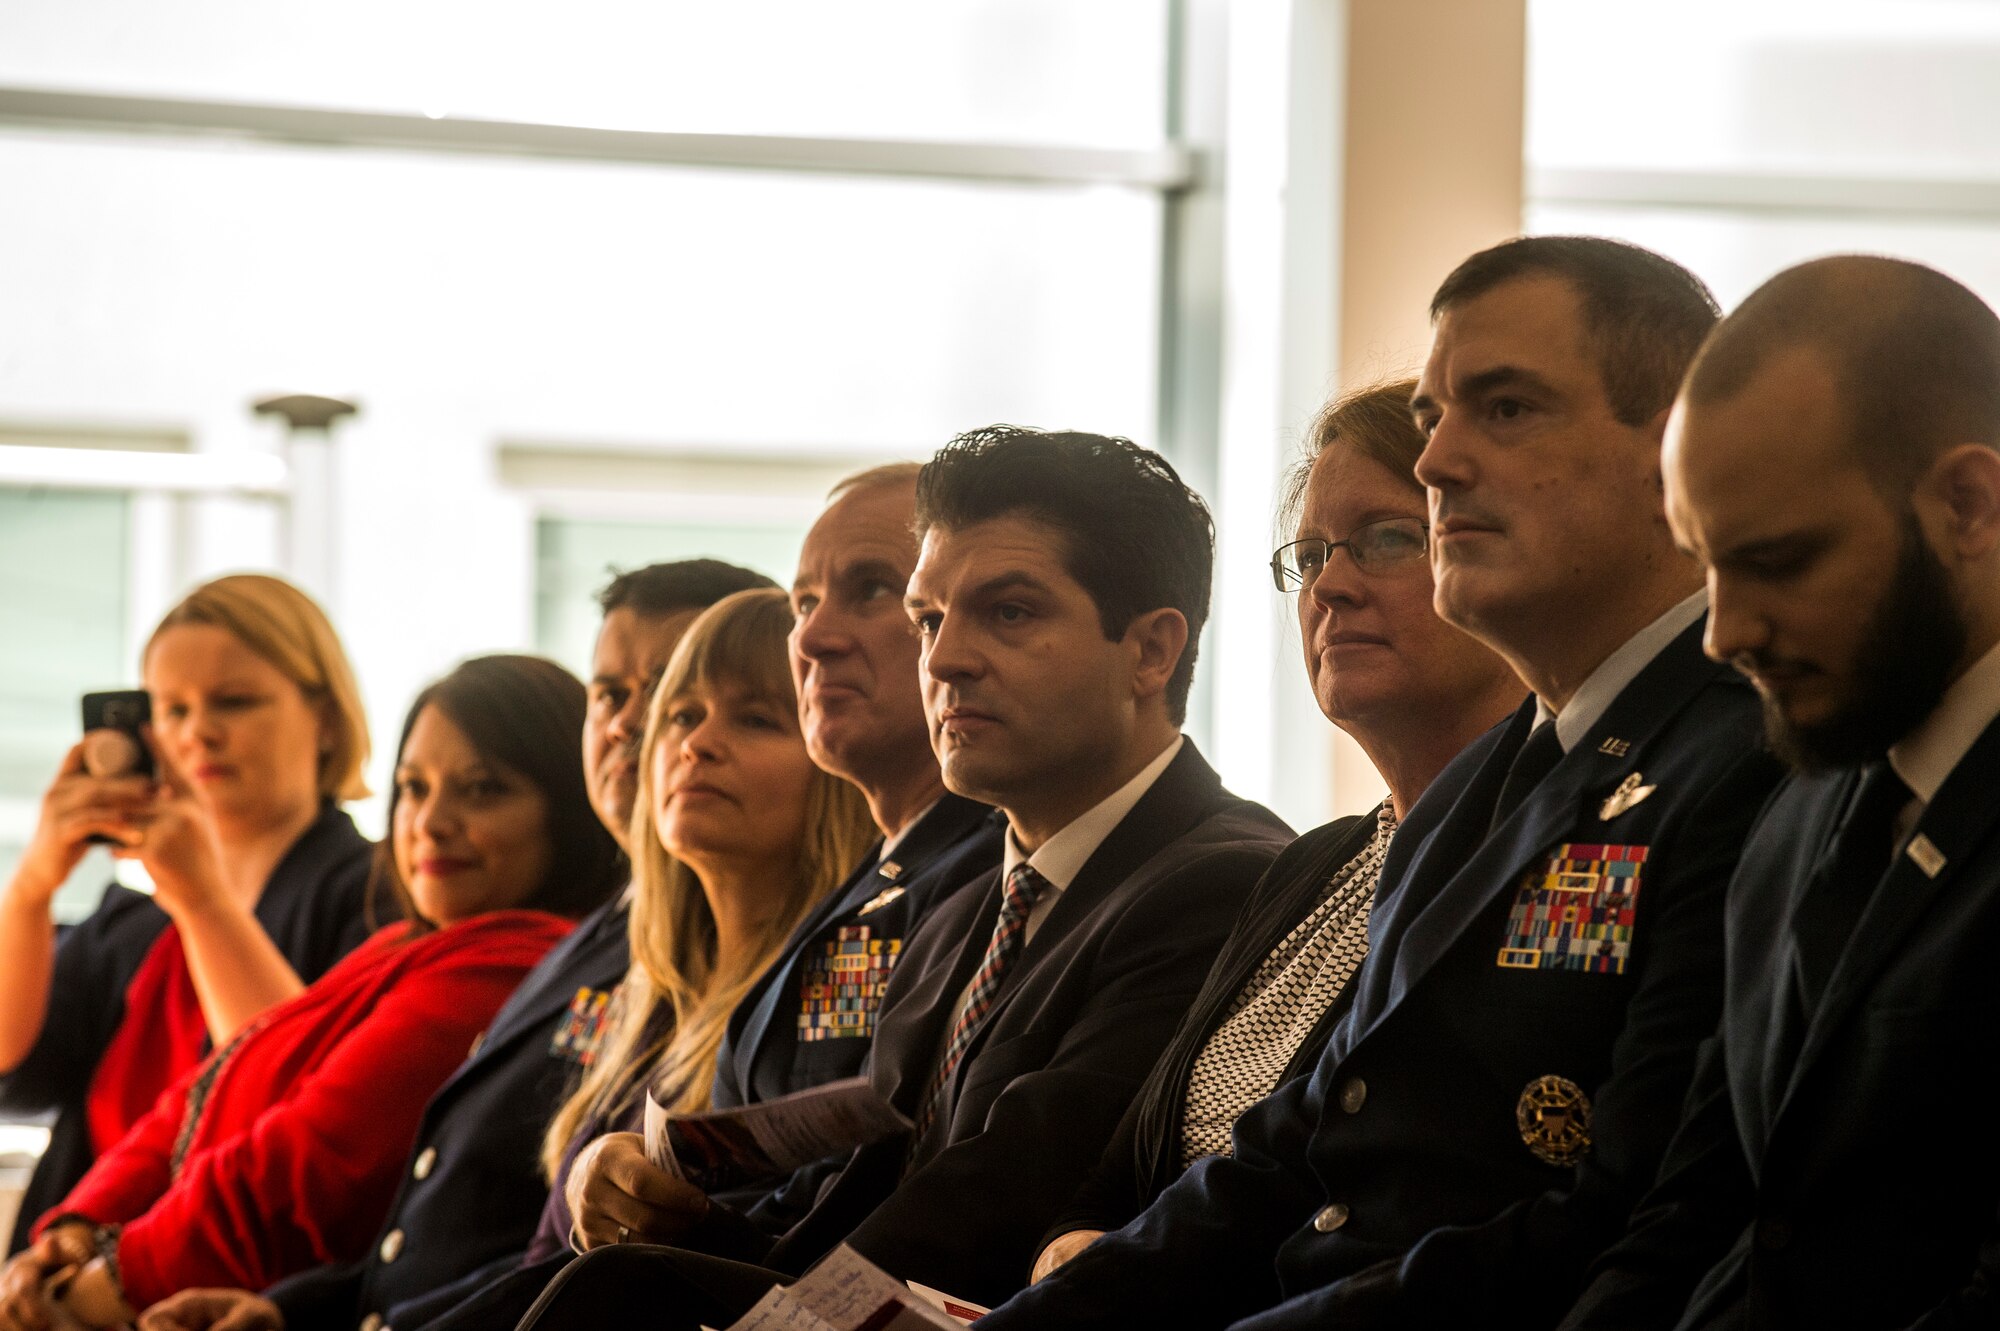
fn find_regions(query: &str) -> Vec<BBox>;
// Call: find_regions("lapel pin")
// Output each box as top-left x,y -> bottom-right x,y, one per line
1598,772 -> 1657,821
879,860 -> 904,882
858,885 -> 906,917
1597,737 -> 1631,758
1906,834 -> 1947,879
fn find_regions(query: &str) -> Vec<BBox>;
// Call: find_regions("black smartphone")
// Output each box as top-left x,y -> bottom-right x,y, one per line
81,690 -> 155,781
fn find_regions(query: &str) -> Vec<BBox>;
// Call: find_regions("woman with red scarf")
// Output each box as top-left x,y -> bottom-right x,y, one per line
0,654 -> 627,1330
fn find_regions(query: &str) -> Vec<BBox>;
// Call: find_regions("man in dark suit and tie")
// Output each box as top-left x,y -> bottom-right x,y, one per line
979,235 -> 1785,1331
511,426 -> 1293,1329
1558,257 -> 2000,1329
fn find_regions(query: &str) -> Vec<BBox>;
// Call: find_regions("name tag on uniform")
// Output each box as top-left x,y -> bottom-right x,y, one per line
1496,843 -> 1647,975
798,925 -> 902,1042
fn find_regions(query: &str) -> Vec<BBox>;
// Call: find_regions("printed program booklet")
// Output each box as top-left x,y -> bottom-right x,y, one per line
645,1076 -> 913,1193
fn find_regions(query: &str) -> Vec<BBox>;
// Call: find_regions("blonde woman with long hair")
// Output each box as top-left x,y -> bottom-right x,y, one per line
526,588 -> 874,1264
0,573 -> 376,1255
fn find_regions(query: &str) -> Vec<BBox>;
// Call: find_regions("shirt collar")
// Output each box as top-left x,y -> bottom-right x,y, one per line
1000,735 -> 1184,891
1535,589 -> 1709,752
1890,637 -> 2000,806
878,797 -> 942,863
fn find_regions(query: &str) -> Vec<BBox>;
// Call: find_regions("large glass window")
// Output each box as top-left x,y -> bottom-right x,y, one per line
0,1 -> 1170,147
1528,0 -> 2000,305
0,488 -> 131,922
535,515 -> 808,676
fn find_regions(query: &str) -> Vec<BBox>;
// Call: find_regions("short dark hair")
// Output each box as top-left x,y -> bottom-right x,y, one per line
1431,235 -> 1721,427
378,654 -> 627,930
914,425 -> 1214,723
1685,254 -> 2000,490
595,559 -> 776,619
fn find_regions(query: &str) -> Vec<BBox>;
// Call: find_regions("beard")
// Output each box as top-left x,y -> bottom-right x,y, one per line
1758,512 -> 1966,771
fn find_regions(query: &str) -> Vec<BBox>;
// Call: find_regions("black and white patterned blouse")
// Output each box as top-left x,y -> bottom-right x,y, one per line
1179,802 -> 1395,1167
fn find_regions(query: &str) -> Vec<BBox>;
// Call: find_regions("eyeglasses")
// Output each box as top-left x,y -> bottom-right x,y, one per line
1270,517 -> 1429,592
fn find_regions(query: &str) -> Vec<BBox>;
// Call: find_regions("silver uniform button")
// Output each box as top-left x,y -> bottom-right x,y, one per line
359,1316 -> 383,1331
379,1229 -> 405,1263
412,1147 -> 438,1181
1313,1203 -> 1349,1233
1338,1078 -> 1367,1114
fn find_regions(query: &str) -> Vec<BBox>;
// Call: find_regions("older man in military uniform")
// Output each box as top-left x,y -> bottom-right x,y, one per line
978,235 -> 1786,1331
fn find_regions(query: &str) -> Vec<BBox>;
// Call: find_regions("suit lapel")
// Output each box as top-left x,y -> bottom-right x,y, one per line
726,848 -> 882,1096
728,796 -> 999,1098
874,867 -> 1002,1112
1780,715 -> 2000,1111
1361,620 -> 1725,1039
943,742 -> 1228,1089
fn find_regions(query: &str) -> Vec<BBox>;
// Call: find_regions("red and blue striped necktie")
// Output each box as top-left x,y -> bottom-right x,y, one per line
909,862 -> 1050,1155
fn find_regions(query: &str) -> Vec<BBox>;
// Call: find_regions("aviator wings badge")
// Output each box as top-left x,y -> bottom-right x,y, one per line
1598,772 -> 1656,822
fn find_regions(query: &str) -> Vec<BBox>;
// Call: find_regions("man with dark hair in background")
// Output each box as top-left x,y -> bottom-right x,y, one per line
1560,256 -> 2000,1330
981,235 -> 1784,1331
525,462 -> 1005,1255
511,426 -> 1293,1330
138,559 -> 776,1331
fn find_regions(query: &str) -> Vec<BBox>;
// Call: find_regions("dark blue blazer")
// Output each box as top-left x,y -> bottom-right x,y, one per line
983,619 -> 1783,1331
266,893 -> 633,1331
687,742 -> 1294,1309
709,793 -> 1001,1227
2,803 -> 374,1254
713,793 -> 1002,1113
1561,709 -> 2000,1329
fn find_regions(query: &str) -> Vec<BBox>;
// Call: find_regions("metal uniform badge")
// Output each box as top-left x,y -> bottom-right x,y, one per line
857,886 -> 906,917
1517,1075 -> 1593,1166
1598,772 -> 1656,821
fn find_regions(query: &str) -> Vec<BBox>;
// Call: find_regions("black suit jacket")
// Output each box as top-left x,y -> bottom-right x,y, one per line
982,619 -> 1784,1331
710,794 -> 1002,1222
695,741 -> 1292,1308
266,894 -> 633,1331
1562,709 -> 2000,1330
1044,810 -> 1379,1245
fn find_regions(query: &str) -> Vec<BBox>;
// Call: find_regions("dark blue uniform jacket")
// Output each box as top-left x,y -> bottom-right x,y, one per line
983,618 -> 1783,1331
267,893 -> 632,1331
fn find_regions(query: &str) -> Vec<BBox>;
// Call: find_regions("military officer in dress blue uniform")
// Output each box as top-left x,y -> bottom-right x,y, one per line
366,466 -> 1006,1331
553,463 -> 1003,1251
506,428 -> 1293,1331
1560,259 -> 2000,1329
978,236 -> 1785,1331
137,560 -> 775,1331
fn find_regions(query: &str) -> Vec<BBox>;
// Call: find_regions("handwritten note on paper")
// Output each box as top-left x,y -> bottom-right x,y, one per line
715,1248 -> 963,1331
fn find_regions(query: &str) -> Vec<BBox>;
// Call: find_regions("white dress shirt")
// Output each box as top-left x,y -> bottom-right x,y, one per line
1889,636 -> 2000,832
937,735 -> 1187,1033
999,735 -> 1184,944
1535,589 -> 1710,752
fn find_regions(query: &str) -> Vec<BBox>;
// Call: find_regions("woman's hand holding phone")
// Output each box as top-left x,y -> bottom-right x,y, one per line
6,745 -> 152,910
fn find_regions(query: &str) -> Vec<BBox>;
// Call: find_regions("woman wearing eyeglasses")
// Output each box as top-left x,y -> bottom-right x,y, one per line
1031,378 -> 1526,1281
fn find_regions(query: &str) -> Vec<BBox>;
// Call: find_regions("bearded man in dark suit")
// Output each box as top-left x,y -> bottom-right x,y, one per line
1560,256 -> 2000,1330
